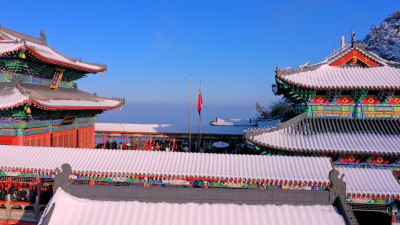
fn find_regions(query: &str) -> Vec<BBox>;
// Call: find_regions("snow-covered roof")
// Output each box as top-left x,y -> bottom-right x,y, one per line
245,113 -> 400,155
0,82 -> 29,108
95,123 -> 251,135
276,42 -> 400,90
0,145 -> 332,184
279,64 -> 400,89
338,167 -> 400,199
0,82 -> 123,110
40,189 -> 346,225
0,26 -> 106,72
210,118 -> 257,126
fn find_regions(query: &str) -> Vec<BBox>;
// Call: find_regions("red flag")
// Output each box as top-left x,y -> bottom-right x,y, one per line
198,85 -> 203,115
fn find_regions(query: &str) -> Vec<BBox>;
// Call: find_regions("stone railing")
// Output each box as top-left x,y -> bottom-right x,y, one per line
0,194 -> 46,224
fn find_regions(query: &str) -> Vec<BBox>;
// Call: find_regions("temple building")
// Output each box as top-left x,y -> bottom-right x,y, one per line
245,35 -> 400,223
246,34 -> 400,172
0,26 -> 124,148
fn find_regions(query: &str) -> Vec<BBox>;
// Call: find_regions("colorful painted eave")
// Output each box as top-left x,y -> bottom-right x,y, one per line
0,26 -> 107,73
0,99 -> 123,111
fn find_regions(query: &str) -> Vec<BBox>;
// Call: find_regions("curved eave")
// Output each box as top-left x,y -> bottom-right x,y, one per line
246,137 -> 400,156
0,166 -> 331,187
276,75 -> 400,91
0,99 -> 123,111
25,46 -> 106,73
0,166 -> 329,188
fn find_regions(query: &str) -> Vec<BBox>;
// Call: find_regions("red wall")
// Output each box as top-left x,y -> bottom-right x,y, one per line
0,126 -> 95,148
0,136 -> 14,145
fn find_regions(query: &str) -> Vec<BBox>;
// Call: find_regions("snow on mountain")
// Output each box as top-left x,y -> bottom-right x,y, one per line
363,10 -> 400,62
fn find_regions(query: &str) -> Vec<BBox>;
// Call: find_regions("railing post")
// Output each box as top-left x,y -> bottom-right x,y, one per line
37,177 -> 41,203
34,196 -> 39,221
6,194 -> 10,219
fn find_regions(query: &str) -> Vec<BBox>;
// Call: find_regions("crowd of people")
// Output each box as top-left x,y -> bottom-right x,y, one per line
95,138 -> 255,154
0,183 -> 34,202
0,182 -> 54,204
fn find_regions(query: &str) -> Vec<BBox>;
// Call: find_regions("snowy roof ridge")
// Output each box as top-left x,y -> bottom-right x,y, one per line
0,145 -> 333,184
0,25 -> 45,45
0,25 -> 107,72
337,167 -> 400,198
275,41 -> 400,77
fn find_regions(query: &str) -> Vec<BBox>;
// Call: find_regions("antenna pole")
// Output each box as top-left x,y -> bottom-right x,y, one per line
198,81 -> 202,152
189,74 -> 192,152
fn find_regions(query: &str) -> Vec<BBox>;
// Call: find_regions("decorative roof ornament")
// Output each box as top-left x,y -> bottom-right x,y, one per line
299,62 -> 310,68
40,28 -> 47,45
341,36 -> 345,48
351,32 -> 356,47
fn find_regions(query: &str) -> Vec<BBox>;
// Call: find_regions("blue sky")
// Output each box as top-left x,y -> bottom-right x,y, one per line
0,1 -> 398,123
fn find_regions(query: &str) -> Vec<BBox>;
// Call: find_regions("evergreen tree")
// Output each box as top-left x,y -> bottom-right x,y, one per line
363,10 -> 400,62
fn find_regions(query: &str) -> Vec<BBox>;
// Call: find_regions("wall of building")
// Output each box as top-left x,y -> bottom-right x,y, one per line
24,133 -> 50,147
307,103 -> 400,119
0,125 -> 95,149
77,126 -> 94,149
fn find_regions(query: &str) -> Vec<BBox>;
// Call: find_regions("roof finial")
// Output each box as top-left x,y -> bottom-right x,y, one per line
341,36 -> 345,48
40,29 -> 47,44
351,32 -> 356,46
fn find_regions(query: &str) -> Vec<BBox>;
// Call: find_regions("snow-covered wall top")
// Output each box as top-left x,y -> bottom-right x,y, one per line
40,189 -> 346,225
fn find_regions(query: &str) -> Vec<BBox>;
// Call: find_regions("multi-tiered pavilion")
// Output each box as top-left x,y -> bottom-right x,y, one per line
244,36 -> 400,223
0,26 -> 123,148
246,35 -> 400,172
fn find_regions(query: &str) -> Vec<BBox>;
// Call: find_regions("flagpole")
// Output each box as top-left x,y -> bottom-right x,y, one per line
189,74 -> 192,152
198,81 -> 202,152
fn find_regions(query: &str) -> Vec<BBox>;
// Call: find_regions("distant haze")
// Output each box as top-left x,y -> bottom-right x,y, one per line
98,102 -> 258,125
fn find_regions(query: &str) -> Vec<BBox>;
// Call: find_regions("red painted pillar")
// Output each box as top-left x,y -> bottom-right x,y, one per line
45,132 -> 51,147
90,126 -> 95,148
15,136 -> 24,146
103,135 -> 106,149
72,129 -> 78,148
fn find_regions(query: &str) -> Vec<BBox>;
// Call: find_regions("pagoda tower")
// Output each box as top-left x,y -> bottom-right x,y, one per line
246,34 -> 400,174
0,26 -> 124,148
